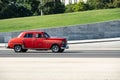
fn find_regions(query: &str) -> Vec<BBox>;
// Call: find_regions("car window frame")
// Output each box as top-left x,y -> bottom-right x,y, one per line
24,33 -> 34,38
35,33 -> 43,38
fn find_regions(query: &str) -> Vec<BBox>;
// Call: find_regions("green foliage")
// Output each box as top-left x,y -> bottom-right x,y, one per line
87,0 -> 120,9
73,2 -> 87,11
0,0 -> 120,19
29,0 -> 40,15
0,8 -> 120,32
65,2 -> 88,13
0,0 -> 65,19
87,0 -> 106,9
65,4 -> 75,13
113,0 -> 120,8
0,1 -> 32,19
14,0 -> 41,15
42,0 -> 65,15
54,0 -> 65,14
94,1 -> 105,9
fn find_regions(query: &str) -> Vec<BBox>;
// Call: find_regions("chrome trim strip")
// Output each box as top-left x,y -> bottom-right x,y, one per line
61,45 -> 69,49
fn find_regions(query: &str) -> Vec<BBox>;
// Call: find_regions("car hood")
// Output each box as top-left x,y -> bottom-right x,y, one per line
48,37 -> 66,41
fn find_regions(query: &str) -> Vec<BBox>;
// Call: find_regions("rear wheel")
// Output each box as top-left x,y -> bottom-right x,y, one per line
14,45 -> 22,52
51,45 -> 60,53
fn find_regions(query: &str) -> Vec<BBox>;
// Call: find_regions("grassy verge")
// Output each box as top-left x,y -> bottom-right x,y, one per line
0,8 -> 120,32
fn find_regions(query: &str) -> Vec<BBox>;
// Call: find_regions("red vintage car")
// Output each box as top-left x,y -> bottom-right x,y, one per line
7,31 -> 69,53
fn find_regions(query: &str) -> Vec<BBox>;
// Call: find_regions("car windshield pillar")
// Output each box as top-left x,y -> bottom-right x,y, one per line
44,32 -> 50,38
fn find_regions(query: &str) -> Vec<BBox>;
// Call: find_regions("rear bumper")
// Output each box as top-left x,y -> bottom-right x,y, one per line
6,45 -> 12,49
6,44 -> 12,49
5,44 -> 10,48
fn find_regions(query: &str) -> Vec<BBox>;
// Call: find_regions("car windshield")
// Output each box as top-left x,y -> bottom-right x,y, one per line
17,33 -> 23,38
44,32 -> 50,38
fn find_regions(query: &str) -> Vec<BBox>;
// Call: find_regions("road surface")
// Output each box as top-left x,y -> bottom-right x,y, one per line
0,49 -> 120,58
0,41 -> 120,80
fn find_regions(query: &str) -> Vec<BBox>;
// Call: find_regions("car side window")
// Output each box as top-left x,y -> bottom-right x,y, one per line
24,33 -> 33,38
36,34 -> 43,38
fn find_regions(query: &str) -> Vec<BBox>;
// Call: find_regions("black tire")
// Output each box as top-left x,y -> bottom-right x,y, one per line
22,49 -> 28,52
59,49 -> 64,52
51,45 -> 60,53
14,45 -> 23,52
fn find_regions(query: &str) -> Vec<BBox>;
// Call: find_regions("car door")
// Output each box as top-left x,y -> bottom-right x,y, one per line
34,33 -> 47,49
23,33 -> 34,48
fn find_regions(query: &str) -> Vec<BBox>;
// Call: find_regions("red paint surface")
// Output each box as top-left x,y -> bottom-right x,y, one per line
8,31 -> 67,50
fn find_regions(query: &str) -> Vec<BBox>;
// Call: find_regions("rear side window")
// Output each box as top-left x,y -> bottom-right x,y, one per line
24,33 -> 33,38
36,34 -> 43,38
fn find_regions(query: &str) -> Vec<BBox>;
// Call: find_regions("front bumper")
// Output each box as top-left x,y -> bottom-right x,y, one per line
61,45 -> 69,49
5,44 -> 10,48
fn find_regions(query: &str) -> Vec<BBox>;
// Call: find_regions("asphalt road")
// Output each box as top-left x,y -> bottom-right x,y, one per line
0,39 -> 120,57
0,41 -> 120,80
0,49 -> 120,58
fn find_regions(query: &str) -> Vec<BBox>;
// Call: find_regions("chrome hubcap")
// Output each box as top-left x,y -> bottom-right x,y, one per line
52,45 -> 59,52
15,46 -> 21,52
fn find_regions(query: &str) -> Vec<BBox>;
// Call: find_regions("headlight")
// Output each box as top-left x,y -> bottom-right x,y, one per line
62,41 -> 65,44
62,41 -> 66,47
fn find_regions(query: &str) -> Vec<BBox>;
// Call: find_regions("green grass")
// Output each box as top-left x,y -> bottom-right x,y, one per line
0,8 -> 120,32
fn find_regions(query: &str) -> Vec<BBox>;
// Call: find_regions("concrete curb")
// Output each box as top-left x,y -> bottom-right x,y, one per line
0,43 -> 7,48
68,38 -> 120,44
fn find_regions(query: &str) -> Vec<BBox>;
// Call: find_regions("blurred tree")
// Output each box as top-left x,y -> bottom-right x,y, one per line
29,0 -> 40,15
86,0 -> 115,9
0,0 -> 32,19
65,4 -> 75,13
113,0 -> 120,8
73,1 -> 87,11
42,0 -> 65,15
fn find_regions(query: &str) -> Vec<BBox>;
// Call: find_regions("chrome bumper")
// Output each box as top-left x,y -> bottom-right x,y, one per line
61,45 -> 69,49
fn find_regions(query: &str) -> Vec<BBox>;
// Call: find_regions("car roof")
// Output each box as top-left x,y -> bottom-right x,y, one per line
22,30 -> 44,33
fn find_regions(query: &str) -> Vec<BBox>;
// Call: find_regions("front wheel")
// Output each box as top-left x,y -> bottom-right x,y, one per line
51,45 -> 60,53
14,45 -> 23,52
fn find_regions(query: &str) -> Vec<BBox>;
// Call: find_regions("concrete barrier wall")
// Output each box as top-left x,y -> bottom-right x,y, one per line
0,20 -> 120,43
